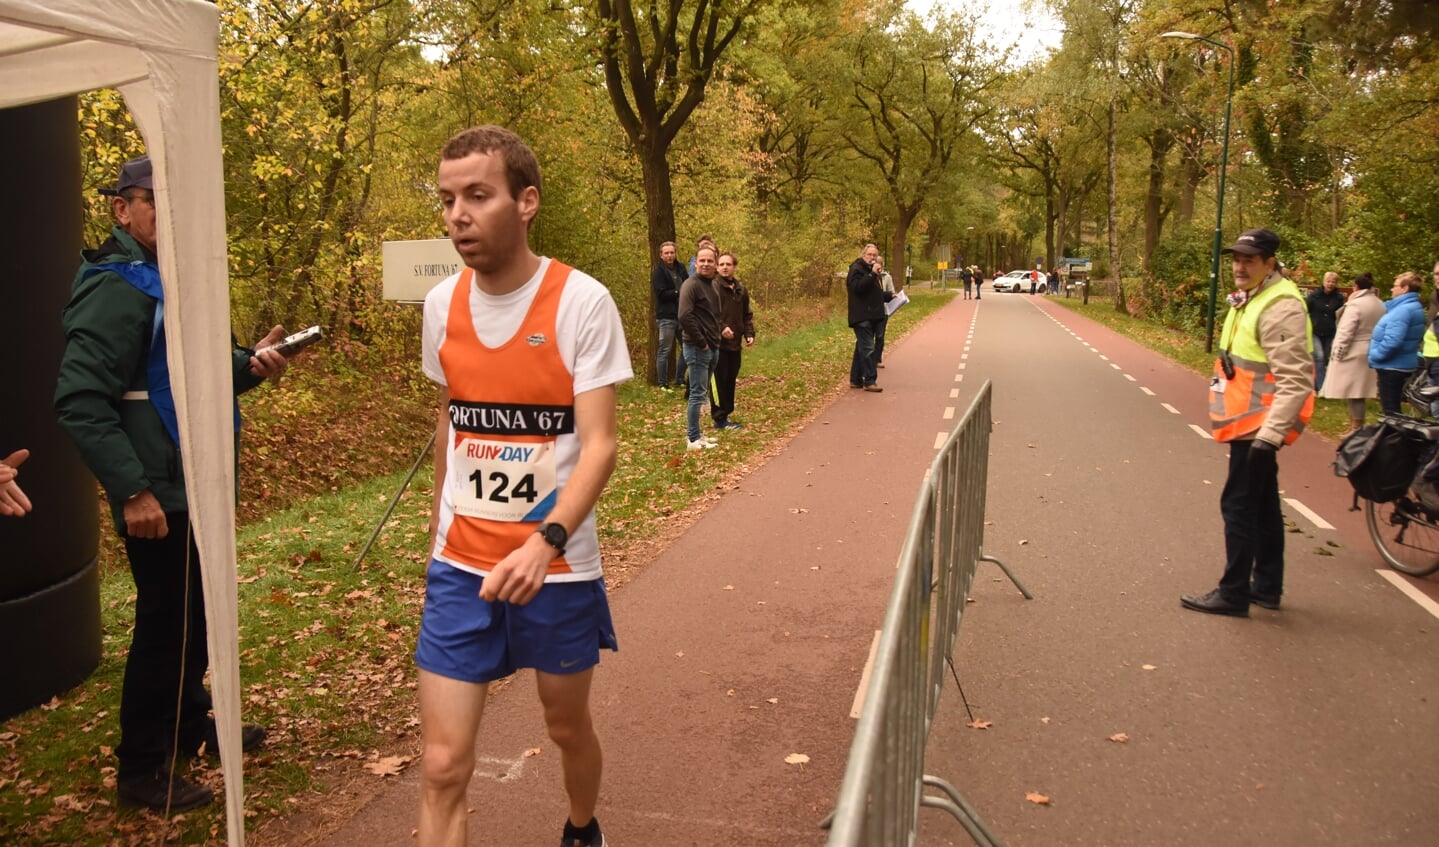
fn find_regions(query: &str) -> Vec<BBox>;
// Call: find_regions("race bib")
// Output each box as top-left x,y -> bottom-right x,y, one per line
450,437 -> 557,522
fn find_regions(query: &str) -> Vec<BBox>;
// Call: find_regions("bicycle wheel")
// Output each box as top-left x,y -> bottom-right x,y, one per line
1365,497 -> 1439,577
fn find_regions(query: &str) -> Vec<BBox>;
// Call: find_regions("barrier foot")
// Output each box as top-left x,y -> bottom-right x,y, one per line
980,554 -> 1033,599
353,431 -> 436,568
921,774 -> 1003,847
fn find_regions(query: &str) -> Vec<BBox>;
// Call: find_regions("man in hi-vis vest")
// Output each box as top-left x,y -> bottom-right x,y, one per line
1182,228 -> 1315,617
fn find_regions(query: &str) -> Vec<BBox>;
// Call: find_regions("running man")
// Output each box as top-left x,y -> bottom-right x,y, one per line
418,125 -> 632,847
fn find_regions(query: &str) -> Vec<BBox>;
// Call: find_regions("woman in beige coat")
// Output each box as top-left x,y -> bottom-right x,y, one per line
1320,272 -> 1386,430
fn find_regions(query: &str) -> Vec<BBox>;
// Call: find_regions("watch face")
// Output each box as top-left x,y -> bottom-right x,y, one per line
542,523 -> 567,549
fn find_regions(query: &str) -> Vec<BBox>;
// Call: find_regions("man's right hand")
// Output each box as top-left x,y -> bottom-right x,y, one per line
124,490 -> 169,539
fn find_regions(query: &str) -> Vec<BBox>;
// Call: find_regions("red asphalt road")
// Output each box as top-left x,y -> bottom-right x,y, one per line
305,290 -> 1439,846
311,291 -> 987,845
920,291 -> 1439,846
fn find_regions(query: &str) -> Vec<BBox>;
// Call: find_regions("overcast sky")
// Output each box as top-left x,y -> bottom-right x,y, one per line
918,0 -> 1065,66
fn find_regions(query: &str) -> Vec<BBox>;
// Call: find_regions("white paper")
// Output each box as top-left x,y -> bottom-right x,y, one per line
885,289 -> 910,316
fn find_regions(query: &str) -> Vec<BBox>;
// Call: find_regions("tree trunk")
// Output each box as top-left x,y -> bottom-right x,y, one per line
1178,153 -> 1199,226
1142,131 -> 1171,273
640,145 -> 678,385
890,209 -> 916,291
1108,99 -> 1124,313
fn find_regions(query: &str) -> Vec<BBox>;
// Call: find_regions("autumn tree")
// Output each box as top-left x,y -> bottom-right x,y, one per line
838,6 -> 1001,278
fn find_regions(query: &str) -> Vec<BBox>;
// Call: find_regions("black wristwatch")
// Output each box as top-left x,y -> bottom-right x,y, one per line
536,522 -> 568,556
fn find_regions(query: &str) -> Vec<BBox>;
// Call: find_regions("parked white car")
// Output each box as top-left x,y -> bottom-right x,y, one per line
992,270 -> 1032,293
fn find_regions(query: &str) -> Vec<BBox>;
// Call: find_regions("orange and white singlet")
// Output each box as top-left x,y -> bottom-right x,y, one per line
423,258 -> 632,582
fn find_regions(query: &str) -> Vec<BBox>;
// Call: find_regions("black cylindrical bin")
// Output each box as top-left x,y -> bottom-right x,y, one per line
0,96 -> 102,720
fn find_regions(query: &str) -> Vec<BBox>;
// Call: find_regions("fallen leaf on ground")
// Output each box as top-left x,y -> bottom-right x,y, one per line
784,753 -> 810,765
1141,664 -> 1157,671
364,755 -> 412,777
523,747 -> 541,758
1040,717 -> 1050,724
1108,733 -> 1129,743
675,651 -> 685,658
966,719 -> 992,730
1025,792 -> 1051,805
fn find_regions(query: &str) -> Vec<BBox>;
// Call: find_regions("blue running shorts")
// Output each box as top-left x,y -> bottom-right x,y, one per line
415,559 -> 618,684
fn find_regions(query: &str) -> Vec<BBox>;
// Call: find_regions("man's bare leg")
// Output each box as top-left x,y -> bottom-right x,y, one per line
536,668 -> 601,827
418,669 -> 488,847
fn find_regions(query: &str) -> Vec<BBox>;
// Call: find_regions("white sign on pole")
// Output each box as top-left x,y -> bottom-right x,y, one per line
383,238 -> 463,303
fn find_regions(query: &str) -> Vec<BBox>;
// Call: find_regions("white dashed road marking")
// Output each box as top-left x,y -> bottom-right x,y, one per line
1189,424 -> 1211,439
944,406 -> 955,420
1141,387 -> 1156,396
1161,403 -> 1180,415
1124,374 -> 1137,381
1376,570 -> 1439,620
934,431 -> 947,449
1284,498 -> 1334,531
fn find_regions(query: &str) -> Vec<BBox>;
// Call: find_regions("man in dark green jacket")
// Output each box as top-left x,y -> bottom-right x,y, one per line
54,155 -> 291,812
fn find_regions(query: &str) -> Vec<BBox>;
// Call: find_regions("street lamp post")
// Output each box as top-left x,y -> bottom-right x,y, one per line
1162,30 -> 1235,354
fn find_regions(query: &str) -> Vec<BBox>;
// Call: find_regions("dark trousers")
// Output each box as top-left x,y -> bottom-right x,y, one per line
874,315 -> 889,365
850,321 -> 878,387
116,516 -> 212,780
1218,441 -> 1285,601
1377,368 -> 1412,416
710,348 -> 742,425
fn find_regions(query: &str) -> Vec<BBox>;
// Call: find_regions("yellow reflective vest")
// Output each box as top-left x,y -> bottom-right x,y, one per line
1423,327 -> 1439,359
1210,278 -> 1315,444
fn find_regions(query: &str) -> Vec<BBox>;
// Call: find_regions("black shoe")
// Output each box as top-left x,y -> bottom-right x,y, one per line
560,817 -> 606,847
1249,590 -> 1281,610
118,771 -> 214,812
196,723 -> 266,758
1180,588 -> 1249,617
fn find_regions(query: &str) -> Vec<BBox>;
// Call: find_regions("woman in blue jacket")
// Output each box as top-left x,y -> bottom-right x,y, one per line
1367,271 -> 1427,415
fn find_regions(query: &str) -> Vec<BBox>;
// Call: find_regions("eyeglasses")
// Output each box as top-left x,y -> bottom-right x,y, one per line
122,191 -> 155,205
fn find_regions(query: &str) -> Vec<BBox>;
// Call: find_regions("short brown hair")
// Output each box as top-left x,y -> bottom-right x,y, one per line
1395,271 -> 1423,293
441,125 -> 541,201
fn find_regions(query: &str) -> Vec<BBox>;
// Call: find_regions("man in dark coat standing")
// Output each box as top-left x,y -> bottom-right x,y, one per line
846,243 -> 892,392
1306,271 -> 1345,391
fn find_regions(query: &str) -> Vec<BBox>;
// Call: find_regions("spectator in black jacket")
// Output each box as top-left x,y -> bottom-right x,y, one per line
846,244 -> 892,392
1307,271 -> 1346,391
679,246 -> 722,449
651,240 -> 686,389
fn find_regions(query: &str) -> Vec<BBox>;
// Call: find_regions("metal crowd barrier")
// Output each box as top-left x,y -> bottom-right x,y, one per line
823,380 -> 1030,846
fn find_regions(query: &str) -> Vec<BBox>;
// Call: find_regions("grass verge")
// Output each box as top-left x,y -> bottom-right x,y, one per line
0,288 -> 952,846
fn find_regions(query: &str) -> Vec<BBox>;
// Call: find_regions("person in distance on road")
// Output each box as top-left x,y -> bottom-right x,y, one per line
1181,228 -> 1314,618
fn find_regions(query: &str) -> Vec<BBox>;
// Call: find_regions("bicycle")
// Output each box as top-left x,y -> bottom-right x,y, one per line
1363,375 -> 1439,577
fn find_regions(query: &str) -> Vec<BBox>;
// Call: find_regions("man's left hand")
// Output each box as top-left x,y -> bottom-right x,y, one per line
1248,439 -> 1278,472
478,532 -> 556,606
249,324 -> 291,383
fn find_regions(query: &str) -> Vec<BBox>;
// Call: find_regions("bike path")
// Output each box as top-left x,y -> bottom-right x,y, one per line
918,292 -> 1439,846
310,293 -> 986,845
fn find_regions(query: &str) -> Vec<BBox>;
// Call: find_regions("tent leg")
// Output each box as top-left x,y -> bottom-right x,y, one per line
353,432 -> 435,568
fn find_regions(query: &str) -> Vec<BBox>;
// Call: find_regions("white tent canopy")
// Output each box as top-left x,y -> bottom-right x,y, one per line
0,1 -> 247,842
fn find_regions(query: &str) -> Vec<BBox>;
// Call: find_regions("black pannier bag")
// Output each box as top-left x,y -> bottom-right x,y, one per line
1334,418 -> 1433,503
